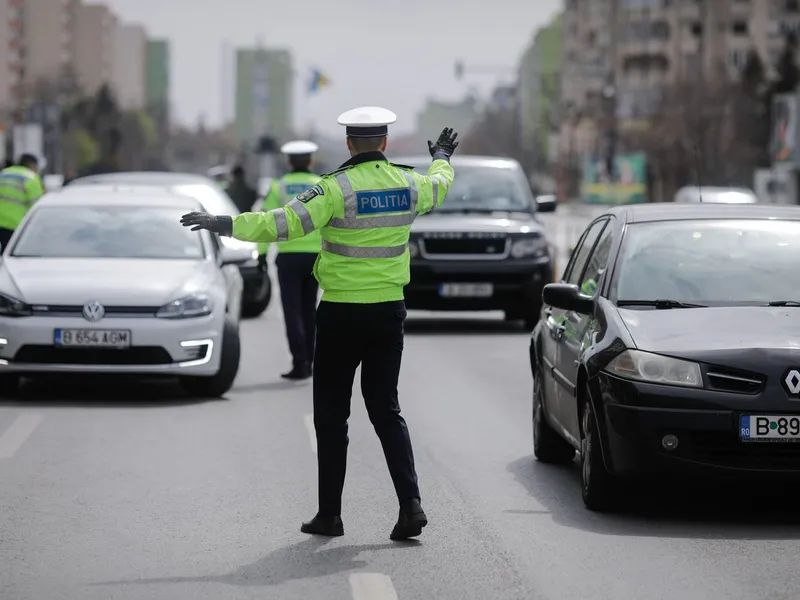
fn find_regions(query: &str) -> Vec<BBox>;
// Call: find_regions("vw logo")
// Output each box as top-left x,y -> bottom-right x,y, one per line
782,369 -> 800,397
82,301 -> 105,322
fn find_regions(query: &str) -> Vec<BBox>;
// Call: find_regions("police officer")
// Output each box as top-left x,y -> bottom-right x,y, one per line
180,106 -> 458,540
0,154 -> 44,248
261,141 -> 322,380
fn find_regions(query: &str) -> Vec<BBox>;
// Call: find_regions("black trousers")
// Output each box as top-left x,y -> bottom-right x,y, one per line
313,300 -> 421,516
276,253 -> 319,367
0,227 -> 13,250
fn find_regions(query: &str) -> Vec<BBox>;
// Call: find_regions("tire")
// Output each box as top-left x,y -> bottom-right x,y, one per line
241,271 -> 272,318
0,373 -> 21,398
533,367 -> 576,464
580,396 -> 619,512
180,319 -> 241,398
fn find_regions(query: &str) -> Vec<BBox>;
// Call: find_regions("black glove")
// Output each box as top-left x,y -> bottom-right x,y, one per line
180,212 -> 233,236
427,127 -> 459,160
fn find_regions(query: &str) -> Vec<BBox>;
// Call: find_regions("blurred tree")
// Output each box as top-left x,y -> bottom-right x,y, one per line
771,33 -> 800,95
736,49 -> 770,168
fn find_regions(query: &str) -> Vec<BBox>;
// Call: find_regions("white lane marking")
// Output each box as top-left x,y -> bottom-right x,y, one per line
0,413 -> 44,459
304,413 -> 317,454
349,573 -> 398,600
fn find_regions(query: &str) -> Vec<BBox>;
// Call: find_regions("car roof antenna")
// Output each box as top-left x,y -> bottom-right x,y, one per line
693,142 -> 703,203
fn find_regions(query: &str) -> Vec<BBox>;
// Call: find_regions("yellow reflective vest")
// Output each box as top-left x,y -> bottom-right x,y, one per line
258,170 -> 322,255
230,151 -> 455,303
0,166 -> 44,230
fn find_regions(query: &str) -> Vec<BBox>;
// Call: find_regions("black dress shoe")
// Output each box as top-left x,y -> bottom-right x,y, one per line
281,364 -> 312,380
390,499 -> 427,540
301,514 -> 344,536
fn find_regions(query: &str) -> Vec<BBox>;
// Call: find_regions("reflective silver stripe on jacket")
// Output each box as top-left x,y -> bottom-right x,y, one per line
321,240 -> 408,258
328,171 -> 418,229
273,209 -> 289,241
286,198 -> 315,234
428,173 -> 449,211
0,193 -> 28,207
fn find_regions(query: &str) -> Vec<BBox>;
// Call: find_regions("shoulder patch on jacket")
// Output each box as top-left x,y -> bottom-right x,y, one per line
390,162 -> 416,170
296,184 -> 324,203
321,165 -> 353,178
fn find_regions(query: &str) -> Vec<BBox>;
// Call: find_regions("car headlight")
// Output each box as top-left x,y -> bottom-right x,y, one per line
605,349 -> 702,388
156,294 -> 214,319
0,293 -> 31,317
409,239 -> 420,258
511,236 -> 548,258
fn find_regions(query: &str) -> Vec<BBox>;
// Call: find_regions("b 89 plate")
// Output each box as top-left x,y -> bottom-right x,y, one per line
740,415 -> 800,442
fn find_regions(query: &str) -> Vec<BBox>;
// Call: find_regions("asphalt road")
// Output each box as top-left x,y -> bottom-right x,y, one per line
2,205 -> 800,600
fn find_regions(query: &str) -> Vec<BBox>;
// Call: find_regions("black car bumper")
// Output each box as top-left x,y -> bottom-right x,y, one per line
405,257 -> 553,311
239,264 -> 270,303
599,373 -> 800,476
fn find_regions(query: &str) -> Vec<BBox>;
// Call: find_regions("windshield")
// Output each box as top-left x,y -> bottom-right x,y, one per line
12,206 -> 206,259
410,164 -> 533,213
170,184 -> 240,215
613,219 -> 800,305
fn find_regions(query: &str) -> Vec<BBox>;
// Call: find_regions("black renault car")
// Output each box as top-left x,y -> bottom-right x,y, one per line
392,155 -> 555,327
530,203 -> 800,511
65,172 -> 272,317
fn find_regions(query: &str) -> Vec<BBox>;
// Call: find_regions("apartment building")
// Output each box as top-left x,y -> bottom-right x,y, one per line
112,23 -> 146,110
0,0 -> 23,112
72,2 -> 116,96
563,0 -> 800,121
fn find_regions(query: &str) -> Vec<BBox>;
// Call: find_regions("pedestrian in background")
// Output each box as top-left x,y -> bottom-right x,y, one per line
226,165 -> 258,214
261,140 -> 323,380
0,154 -> 45,248
179,106 -> 458,540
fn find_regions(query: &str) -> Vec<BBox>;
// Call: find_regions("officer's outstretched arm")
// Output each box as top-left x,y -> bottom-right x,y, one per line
413,159 -> 455,215
231,182 -> 333,244
26,175 -> 45,204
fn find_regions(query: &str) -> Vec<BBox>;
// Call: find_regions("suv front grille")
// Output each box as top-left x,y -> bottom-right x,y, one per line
420,238 -> 509,257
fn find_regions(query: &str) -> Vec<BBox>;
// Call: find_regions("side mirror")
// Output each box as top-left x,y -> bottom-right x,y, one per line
542,283 -> 594,314
536,194 -> 557,213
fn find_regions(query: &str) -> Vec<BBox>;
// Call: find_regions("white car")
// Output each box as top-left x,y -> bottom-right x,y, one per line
65,172 -> 272,318
0,187 -> 243,397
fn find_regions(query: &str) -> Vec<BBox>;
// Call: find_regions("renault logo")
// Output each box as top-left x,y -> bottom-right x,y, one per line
82,301 -> 105,322
782,369 -> 800,397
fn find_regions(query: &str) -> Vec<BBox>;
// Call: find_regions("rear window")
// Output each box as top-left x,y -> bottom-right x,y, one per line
12,206 -> 205,259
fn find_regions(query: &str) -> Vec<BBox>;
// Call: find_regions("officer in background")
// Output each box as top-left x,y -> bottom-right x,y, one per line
261,140 -> 322,380
0,154 -> 44,248
180,106 -> 458,540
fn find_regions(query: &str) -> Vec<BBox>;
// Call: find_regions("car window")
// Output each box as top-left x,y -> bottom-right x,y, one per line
407,163 -> 533,213
564,219 -> 607,285
12,206 -> 206,259
579,223 -> 613,296
612,218 -> 800,304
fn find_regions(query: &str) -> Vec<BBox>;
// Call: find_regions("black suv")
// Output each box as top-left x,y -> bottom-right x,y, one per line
393,155 -> 556,328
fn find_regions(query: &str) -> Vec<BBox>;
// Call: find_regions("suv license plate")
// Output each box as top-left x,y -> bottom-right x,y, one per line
439,283 -> 493,298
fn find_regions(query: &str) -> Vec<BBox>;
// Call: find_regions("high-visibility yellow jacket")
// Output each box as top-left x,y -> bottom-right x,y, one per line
230,151 -> 455,303
259,170 -> 322,255
0,166 -> 44,230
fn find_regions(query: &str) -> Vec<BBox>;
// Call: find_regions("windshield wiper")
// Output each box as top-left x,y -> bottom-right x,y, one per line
765,301 -> 800,307
617,299 -> 707,309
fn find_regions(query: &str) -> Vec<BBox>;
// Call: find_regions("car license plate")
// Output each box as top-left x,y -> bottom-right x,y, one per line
54,329 -> 131,348
439,283 -> 493,298
739,415 -> 800,442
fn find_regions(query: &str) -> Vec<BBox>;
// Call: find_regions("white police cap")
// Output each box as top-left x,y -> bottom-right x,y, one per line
280,140 -> 319,155
337,106 -> 397,138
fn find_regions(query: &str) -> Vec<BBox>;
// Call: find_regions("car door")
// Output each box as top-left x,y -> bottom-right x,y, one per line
555,219 -> 614,440
542,219 -> 608,434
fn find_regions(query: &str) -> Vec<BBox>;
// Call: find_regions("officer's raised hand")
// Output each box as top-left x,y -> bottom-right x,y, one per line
427,127 -> 459,160
180,212 -> 232,236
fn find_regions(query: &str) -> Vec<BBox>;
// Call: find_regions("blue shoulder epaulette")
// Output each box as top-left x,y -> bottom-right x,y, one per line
390,162 -> 415,170
321,165 -> 353,178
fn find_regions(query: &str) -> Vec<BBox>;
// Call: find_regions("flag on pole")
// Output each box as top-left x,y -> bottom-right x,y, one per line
308,68 -> 331,95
